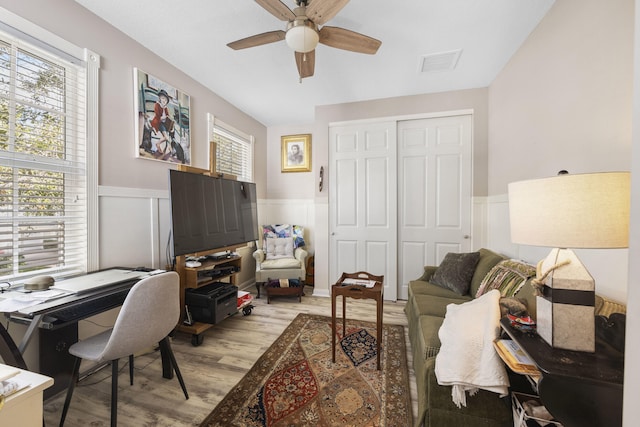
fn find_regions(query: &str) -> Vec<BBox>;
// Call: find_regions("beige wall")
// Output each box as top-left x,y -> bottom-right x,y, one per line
489,1 -> 637,423
488,0 -> 634,195
0,0 -> 268,197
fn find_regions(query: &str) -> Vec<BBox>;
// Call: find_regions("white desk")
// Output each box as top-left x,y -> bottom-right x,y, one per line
0,366 -> 53,426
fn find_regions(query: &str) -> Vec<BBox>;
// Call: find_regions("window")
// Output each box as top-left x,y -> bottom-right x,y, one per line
0,16 -> 98,282
208,114 -> 254,182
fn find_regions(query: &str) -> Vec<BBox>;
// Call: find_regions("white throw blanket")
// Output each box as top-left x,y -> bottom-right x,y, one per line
434,289 -> 509,408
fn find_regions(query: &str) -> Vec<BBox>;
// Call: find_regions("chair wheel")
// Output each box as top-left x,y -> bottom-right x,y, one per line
191,334 -> 204,346
242,306 -> 253,315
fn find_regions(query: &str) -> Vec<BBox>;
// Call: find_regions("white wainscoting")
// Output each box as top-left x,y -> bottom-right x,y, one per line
256,198 -> 316,255
97,186 -> 257,290
97,190 -> 627,303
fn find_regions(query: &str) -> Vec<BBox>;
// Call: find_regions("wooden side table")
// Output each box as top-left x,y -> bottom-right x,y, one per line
331,271 -> 384,370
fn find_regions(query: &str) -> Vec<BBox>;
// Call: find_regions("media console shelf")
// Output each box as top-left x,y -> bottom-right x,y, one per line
175,246 -> 242,346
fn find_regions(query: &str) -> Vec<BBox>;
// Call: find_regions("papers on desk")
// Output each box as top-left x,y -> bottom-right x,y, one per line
0,289 -> 67,313
341,278 -> 377,288
0,374 -> 30,397
0,365 -> 19,382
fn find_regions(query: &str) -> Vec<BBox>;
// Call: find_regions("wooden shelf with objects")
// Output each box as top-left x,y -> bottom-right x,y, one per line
172,156 -> 256,347
174,245 -> 243,346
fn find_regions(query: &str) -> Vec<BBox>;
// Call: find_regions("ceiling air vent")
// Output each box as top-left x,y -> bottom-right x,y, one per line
419,49 -> 462,73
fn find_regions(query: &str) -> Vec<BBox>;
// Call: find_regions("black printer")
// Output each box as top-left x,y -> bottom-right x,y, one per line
185,282 -> 237,324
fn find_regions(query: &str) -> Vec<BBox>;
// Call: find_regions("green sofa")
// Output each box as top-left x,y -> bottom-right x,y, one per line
405,248 -> 538,427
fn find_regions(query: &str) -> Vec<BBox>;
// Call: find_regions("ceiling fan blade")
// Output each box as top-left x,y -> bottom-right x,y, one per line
295,50 -> 315,79
227,30 -> 286,50
306,0 -> 350,26
255,0 -> 295,21
319,26 -> 381,54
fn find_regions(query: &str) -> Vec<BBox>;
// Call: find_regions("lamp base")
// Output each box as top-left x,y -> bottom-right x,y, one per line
536,248 -> 595,352
537,296 -> 595,352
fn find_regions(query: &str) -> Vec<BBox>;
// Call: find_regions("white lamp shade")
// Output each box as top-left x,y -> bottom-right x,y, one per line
285,21 -> 319,53
508,172 -> 630,248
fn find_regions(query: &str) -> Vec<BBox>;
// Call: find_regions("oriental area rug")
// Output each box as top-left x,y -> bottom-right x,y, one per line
199,313 -> 413,427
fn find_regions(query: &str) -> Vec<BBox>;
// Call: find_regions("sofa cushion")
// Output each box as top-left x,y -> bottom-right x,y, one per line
475,259 -> 536,298
415,265 -> 438,282
430,251 -> 480,295
595,295 -> 627,317
412,294 -> 474,318
408,280 -> 475,301
260,257 -> 302,270
265,237 -> 294,260
469,248 -> 506,296
425,358 -> 512,423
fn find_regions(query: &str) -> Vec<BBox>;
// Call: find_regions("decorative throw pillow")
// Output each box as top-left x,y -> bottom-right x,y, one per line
476,259 -> 536,298
430,251 -> 481,295
291,225 -> 306,248
262,224 -> 306,249
265,237 -> 294,260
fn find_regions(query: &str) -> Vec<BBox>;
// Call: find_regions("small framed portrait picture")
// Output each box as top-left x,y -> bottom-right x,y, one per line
281,134 -> 311,172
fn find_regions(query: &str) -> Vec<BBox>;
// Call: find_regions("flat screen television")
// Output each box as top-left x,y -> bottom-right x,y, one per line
168,169 -> 259,257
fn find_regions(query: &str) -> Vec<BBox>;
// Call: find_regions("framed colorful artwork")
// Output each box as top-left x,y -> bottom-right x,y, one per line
281,134 -> 311,172
134,68 -> 191,164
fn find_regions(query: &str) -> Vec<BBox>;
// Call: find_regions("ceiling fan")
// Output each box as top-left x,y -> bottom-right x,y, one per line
227,0 -> 382,80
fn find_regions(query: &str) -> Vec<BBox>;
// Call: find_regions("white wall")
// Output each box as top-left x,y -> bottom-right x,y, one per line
623,1 -> 640,424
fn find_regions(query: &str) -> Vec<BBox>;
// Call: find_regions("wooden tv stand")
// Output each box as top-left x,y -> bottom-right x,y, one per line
175,246 -> 242,346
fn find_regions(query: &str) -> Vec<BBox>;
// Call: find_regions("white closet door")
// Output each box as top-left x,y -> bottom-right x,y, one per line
329,121 -> 398,301
397,115 -> 473,300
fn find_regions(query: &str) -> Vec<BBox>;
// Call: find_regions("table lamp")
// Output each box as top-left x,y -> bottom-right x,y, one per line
508,172 -> 630,352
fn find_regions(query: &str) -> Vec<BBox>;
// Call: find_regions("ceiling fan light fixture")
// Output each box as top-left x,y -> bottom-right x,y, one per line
286,19 -> 319,53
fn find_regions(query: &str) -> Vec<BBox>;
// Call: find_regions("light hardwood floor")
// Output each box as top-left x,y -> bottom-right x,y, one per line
43,286 -> 418,426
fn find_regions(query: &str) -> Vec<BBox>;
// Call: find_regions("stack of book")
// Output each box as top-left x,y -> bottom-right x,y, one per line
494,339 -> 541,380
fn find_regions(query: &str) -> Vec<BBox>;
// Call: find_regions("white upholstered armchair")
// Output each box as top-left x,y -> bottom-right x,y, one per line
253,224 -> 308,298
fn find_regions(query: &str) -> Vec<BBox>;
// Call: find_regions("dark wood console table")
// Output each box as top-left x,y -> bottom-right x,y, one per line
500,317 -> 624,427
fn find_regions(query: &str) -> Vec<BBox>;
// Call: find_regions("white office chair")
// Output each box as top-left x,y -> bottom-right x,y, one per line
59,271 -> 188,427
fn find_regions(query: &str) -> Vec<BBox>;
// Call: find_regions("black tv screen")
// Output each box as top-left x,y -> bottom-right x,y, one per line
169,169 -> 259,257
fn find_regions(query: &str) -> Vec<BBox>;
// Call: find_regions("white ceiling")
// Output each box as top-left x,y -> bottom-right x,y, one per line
75,0 -> 555,127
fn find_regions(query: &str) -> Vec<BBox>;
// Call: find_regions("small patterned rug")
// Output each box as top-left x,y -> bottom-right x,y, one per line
199,313 -> 412,427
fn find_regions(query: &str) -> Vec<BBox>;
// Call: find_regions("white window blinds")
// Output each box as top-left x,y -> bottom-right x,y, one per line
209,114 -> 254,182
0,30 -> 89,281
